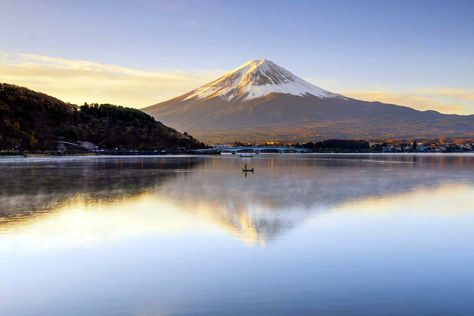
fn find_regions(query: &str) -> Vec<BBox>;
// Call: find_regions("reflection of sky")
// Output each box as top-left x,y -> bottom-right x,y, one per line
1,155 -> 474,315
0,183 -> 473,254
1,155 -> 474,249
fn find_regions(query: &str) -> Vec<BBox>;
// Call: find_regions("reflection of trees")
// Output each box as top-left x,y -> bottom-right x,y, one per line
0,157 -> 204,218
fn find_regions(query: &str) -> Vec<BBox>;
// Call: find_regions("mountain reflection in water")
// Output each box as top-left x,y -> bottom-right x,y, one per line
1,154 -> 473,246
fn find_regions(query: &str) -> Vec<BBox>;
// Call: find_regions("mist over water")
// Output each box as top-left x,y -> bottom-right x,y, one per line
1,154 -> 474,315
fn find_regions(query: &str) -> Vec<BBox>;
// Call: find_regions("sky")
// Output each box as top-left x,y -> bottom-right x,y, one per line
0,0 -> 473,113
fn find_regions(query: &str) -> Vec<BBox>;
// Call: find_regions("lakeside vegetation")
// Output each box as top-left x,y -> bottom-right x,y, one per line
229,139 -> 474,153
297,139 -> 370,153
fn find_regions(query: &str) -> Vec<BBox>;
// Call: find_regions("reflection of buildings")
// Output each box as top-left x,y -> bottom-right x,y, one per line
1,155 -> 473,246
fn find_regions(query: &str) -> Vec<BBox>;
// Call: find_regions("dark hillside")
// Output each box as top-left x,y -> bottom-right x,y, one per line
0,83 -> 204,151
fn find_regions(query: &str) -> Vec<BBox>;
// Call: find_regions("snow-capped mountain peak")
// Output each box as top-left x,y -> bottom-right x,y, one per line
185,59 -> 341,101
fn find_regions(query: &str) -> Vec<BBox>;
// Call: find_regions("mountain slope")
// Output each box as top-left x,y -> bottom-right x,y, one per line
0,83 -> 203,150
144,60 -> 474,143
184,59 -> 340,101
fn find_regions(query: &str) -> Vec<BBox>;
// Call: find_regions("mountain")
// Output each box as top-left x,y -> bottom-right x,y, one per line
144,59 -> 474,143
0,83 -> 204,151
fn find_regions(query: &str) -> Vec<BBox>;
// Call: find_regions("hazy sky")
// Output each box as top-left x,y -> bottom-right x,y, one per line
1,0 -> 473,113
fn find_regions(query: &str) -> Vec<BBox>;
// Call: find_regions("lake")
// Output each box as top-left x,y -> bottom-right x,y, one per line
1,154 -> 474,315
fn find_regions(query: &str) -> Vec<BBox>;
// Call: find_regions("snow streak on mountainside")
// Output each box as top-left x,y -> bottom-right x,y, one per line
184,59 -> 342,101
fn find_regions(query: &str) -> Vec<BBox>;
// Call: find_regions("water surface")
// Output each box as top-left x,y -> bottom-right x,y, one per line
1,154 -> 474,315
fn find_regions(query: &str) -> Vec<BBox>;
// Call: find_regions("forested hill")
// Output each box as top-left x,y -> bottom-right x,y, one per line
0,83 -> 204,151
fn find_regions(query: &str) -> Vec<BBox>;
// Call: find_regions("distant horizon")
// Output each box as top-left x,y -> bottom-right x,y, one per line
1,0 -> 473,114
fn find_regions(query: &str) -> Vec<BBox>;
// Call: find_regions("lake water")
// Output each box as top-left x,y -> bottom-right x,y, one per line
1,154 -> 474,315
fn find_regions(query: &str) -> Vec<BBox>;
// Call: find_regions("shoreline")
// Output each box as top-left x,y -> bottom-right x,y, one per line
1,152 -> 474,160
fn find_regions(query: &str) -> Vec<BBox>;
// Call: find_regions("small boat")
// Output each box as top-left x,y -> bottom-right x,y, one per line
242,164 -> 254,172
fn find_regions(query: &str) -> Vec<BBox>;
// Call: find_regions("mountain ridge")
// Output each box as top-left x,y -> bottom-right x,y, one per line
144,60 -> 474,143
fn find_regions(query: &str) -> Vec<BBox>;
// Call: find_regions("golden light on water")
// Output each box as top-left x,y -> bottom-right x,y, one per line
1,182 -> 473,253
0,194 -> 216,253
329,183 -> 474,217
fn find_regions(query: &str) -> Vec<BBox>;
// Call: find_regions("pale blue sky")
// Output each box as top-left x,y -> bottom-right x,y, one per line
1,0 -> 473,112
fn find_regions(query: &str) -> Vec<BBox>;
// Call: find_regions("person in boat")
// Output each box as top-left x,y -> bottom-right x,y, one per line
242,163 -> 254,172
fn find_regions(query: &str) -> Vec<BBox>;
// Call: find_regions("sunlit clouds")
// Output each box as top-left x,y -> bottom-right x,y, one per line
0,51 -> 221,108
1,51 -> 473,114
342,88 -> 474,114
304,77 -> 474,115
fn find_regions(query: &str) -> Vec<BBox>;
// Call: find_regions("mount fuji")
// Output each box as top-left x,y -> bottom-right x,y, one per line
143,60 -> 474,143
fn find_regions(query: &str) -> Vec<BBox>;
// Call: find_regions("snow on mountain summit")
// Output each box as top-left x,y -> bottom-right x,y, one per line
185,59 -> 341,101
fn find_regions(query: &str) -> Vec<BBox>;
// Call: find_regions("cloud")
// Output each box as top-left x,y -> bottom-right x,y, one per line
418,88 -> 474,102
0,51 -> 222,108
1,51 -> 472,114
305,77 -> 474,115
342,89 -> 472,114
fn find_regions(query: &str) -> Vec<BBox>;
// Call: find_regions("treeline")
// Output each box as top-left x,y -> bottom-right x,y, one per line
297,139 -> 370,152
0,83 -> 204,151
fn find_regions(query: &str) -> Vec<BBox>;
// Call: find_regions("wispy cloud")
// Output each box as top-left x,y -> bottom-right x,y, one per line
0,51 -> 222,108
306,77 -> 474,115
1,51 -> 472,114
342,88 -> 473,114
